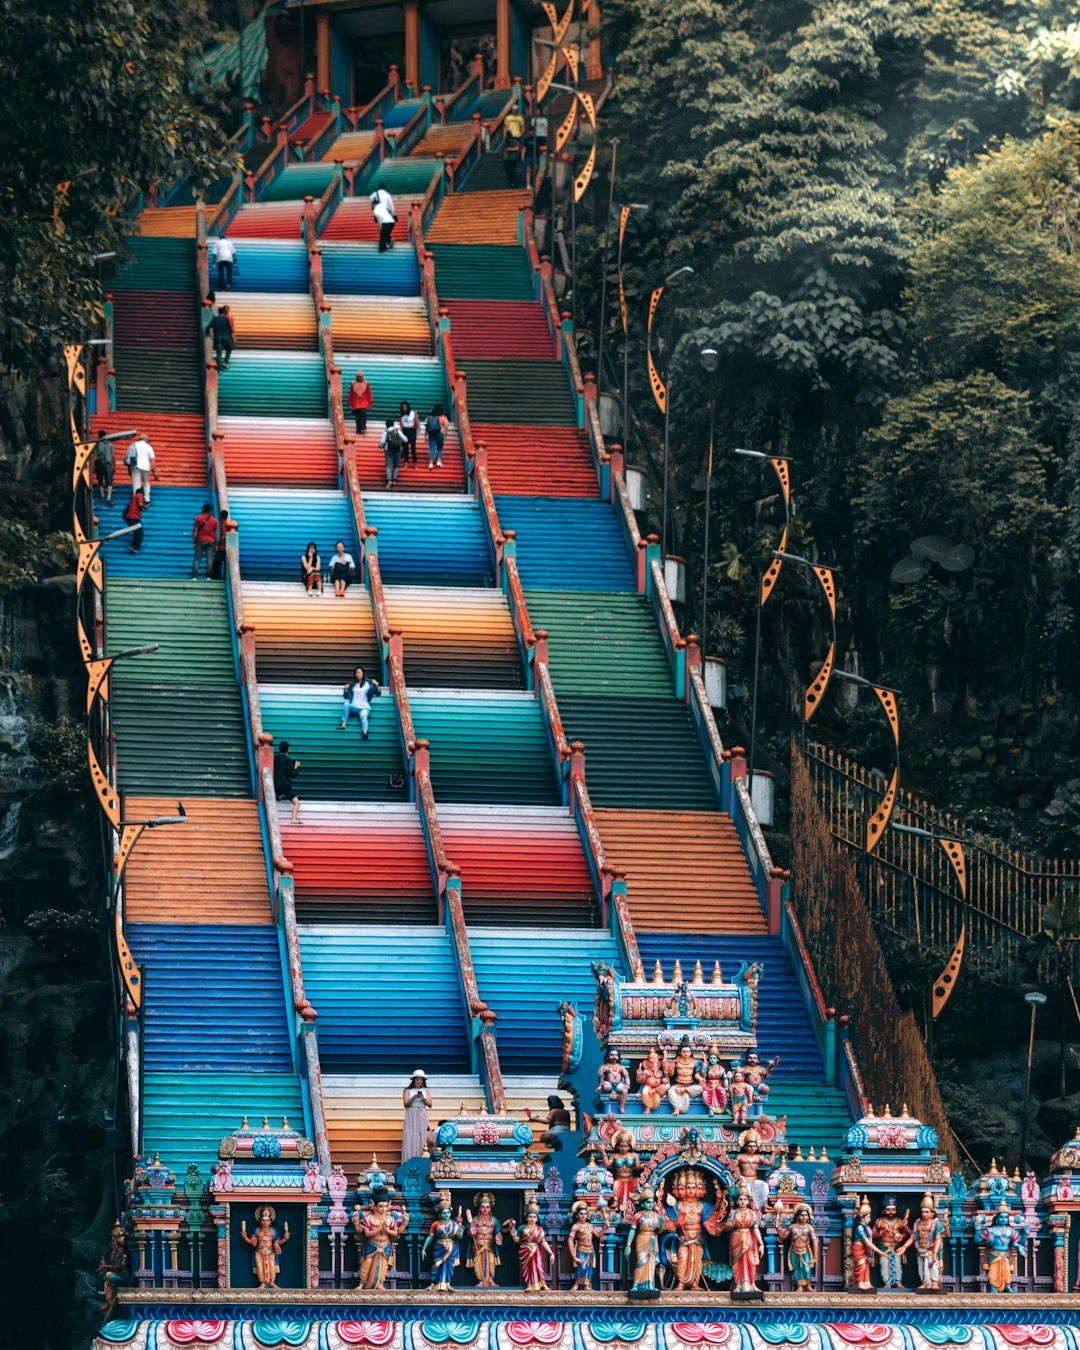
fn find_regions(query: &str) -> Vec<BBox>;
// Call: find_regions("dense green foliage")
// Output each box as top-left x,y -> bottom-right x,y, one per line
0,0 -> 221,373
593,0 -> 1080,832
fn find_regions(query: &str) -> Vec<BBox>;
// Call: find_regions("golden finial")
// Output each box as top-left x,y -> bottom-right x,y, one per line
820,1146 -> 829,1161
672,959 -> 684,983
882,1103 -> 892,1119
807,1146 -> 817,1161
632,959 -> 645,982
692,960 -> 704,985
1012,1167 -> 1022,1182
241,1115 -> 249,1129
866,1104 -> 876,1120
652,960 -> 664,984
282,1115 -> 291,1130
900,1103 -> 911,1119
371,1153 -> 379,1166
459,1101 -> 467,1116
792,1144 -> 804,1161
261,1116 -> 271,1130
989,1158 -> 1000,1174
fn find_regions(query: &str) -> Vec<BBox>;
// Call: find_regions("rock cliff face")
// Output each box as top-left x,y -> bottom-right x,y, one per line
0,381 -> 113,1346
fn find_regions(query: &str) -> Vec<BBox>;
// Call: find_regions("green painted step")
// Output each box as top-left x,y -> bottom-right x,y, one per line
524,591 -> 672,694
258,683 -> 408,802
427,245 -> 534,302
556,694 -> 719,811
107,581 -> 235,683
112,680 -> 251,797
456,359 -> 576,426
110,238 -> 195,291
766,1082 -> 854,1155
409,691 -> 561,805
141,1071 -> 304,1177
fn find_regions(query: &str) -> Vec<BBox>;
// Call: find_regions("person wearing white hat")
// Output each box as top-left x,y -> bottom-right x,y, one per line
402,1069 -> 431,1162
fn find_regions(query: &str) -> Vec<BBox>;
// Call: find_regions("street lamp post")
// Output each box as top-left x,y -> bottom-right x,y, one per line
699,348 -> 719,657
647,265 -> 694,557
1020,989 -> 1048,1172
617,203 -> 648,449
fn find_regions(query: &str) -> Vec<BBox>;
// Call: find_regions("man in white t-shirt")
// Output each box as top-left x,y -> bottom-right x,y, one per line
126,434 -> 158,505
369,185 -> 397,253
213,236 -> 237,290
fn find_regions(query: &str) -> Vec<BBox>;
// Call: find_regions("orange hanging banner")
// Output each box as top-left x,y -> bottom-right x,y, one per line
931,923 -> 966,1018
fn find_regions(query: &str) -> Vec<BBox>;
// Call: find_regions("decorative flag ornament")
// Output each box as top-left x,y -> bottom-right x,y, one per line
932,923 -> 966,1018
574,140 -> 596,202
647,285 -> 667,413
864,685 -> 901,854
561,45 -> 580,82
758,458 -> 791,606
555,100 -> 577,153
803,566 -> 837,722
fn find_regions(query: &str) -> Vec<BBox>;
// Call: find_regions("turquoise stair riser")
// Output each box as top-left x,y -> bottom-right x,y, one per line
426,245 -> 534,302
218,353 -> 328,418
335,354 -> 446,423
495,497 -> 638,591
261,165 -> 340,202
227,489 -> 359,580
110,238 -> 194,291
107,580 -> 235,683
224,241 -> 310,293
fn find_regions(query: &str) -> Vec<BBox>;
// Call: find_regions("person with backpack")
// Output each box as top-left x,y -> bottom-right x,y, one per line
426,404 -> 448,470
347,371 -> 374,433
340,665 -> 382,739
273,739 -> 301,824
380,418 -> 406,488
125,432 -> 158,506
192,502 -> 219,579
213,236 -> 237,290
210,304 -> 235,369
399,401 -> 419,467
122,491 -> 144,553
92,430 -> 114,503
370,184 -> 397,253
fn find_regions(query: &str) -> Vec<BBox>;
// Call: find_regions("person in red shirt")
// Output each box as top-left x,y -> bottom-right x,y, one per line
347,370 -> 374,433
192,502 -> 219,579
122,492 -> 144,553
211,507 -> 230,580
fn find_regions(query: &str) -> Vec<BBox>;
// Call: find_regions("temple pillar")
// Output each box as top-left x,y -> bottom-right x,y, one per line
316,13 -> 331,94
495,0 -> 511,89
587,2 -> 602,80
404,0 -> 420,91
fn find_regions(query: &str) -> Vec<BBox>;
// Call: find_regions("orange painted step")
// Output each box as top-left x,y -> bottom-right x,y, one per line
137,206 -> 198,238
321,131 -> 377,163
320,196 -> 416,243
349,427 -> 466,492
594,808 -> 768,933
411,124 -> 474,158
90,411 -> 207,489
327,295 -> 431,355
219,416 -> 338,489
123,797 -> 271,923
223,294 -> 318,350
243,582 -> 379,682
471,423 -> 598,498
427,190 -> 530,245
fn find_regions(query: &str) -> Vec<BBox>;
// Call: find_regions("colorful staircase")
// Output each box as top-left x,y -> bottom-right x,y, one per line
383,586 -> 522,688
218,415 -> 338,489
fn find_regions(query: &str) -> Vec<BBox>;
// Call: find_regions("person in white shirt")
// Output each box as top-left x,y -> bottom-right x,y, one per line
399,401 -> 419,466
329,540 -> 356,596
340,665 -> 382,738
126,434 -> 158,505
370,185 -> 397,253
213,236 -> 237,290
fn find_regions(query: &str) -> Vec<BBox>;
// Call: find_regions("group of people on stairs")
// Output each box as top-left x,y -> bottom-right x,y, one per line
348,371 -> 449,485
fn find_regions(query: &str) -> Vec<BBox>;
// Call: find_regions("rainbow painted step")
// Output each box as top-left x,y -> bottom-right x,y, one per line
242,582 -> 380,683
384,586 -> 523,689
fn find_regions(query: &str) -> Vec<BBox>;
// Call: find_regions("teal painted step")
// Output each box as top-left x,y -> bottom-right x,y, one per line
258,683 -> 408,802
112,679 -> 252,797
427,245 -> 534,301
319,242 -> 421,296
469,928 -> 622,1075
107,580 -> 235,683
142,1071 -> 304,1176
765,1082 -> 854,1155
110,238 -> 194,291
556,694 -> 720,811
335,353 -> 448,423
367,157 -> 441,194
362,495 -> 493,587
462,154 -> 516,193
409,691 -> 560,805
218,352 -> 328,418
298,925 -> 470,1071
382,98 -> 427,129
226,241 -> 310,293
261,164 -> 340,202
523,591 -> 671,694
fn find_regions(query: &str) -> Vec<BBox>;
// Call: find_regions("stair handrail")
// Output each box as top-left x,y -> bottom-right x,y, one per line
350,74 -> 399,131
246,126 -> 290,202
416,161 -> 446,235
312,169 -> 344,238
279,72 -> 318,135
501,553 -> 535,667
442,67 -> 481,121
782,895 -> 830,1047
649,556 -> 686,693
446,126 -> 483,196
391,94 -> 433,160
208,174 -> 244,236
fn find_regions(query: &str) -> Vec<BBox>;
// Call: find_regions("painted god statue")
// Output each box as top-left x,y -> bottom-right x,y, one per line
911,1191 -> 947,1291
504,1198 -> 554,1291
625,1186 -> 664,1294
598,1046 -> 631,1112
242,1206 -> 289,1290
777,1201 -> 818,1291
667,1037 -> 703,1115
600,1129 -> 641,1214
466,1192 -> 502,1288
661,1166 -> 725,1292
568,1200 -> 609,1291
742,1050 -> 779,1107
352,1189 -> 409,1290
423,1192 -> 464,1291
724,1186 -> 765,1294
849,1195 -> 883,1291
636,1046 -> 670,1114
698,1045 -> 729,1114
872,1194 -> 911,1290
732,1127 -> 777,1213
980,1203 -> 1022,1293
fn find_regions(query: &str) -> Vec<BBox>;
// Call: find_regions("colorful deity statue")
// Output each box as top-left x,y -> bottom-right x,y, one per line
724,1185 -> 765,1294
662,1166 -> 726,1291
97,1222 -> 131,1313
980,1201 -> 1022,1293
598,1047 -> 631,1112
730,1071 -> 754,1125
872,1194 -> 912,1289
697,1046 -> 729,1115
504,1197 -> 555,1291
625,1186 -> 664,1293
667,1037 -> 703,1114
742,1051 -> 780,1108
600,1129 -> 641,1214
465,1192 -> 502,1287
423,1192 -> 465,1291
567,1200 -> 607,1291
352,1188 -> 409,1290
777,1201 -> 818,1291
732,1127 -> 777,1213
636,1046 -> 670,1114
241,1206 -> 290,1289
849,1195 -> 883,1291
911,1191 -> 947,1291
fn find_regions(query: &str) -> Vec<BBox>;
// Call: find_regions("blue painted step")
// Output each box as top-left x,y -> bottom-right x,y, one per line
298,925 -> 470,1071
96,489 -> 217,580
363,494 -> 493,587
127,924 -> 293,1072
469,928 -> 622,1075
226,241 -> 311,293
320,242 -> 421,296
636,934 -> 825,1080
228,488 -> 359,580
495,497 -> 637,590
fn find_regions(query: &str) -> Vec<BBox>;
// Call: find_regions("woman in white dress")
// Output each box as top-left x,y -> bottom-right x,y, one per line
401,1069 -> 432,1162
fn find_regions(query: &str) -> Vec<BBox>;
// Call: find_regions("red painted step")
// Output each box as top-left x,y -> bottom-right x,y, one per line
226,202 -> 305,239
444,301 -> 554,360
281,803 -> 435,923
90,410 -> 207,488
290,110 -> 334,145
321,196 -> 417,243
111,291 -> 199,349
218,416 -> 339,490
349,427 -> 466,493
471,423 -> 598,498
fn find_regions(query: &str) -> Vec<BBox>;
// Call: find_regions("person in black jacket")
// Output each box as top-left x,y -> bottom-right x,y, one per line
273,739 -> 301,824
